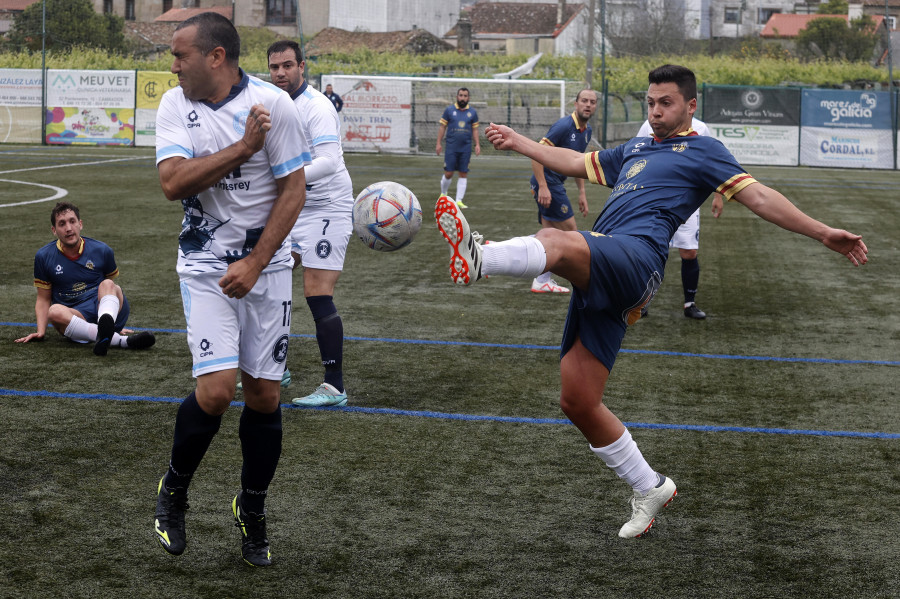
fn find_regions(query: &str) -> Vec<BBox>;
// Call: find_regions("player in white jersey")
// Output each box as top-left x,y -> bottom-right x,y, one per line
152,12 -> 310,568
636,117 -> 723,319
267,40 -> 353,408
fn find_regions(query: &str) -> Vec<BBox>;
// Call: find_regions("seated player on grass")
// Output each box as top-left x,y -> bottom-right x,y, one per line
15,201 -> 155,355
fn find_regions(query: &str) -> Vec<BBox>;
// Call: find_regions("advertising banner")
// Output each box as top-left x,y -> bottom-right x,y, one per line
704,86 -> 800,166
0,68 -> 43,143
324,76 -> 412,152
800,89 -> 893,169
135,71 -> 180,147
45,69 -> 135,145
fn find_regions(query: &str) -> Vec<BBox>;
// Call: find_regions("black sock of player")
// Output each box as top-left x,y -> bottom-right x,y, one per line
166,391 -> 222,490
239,405 -> 283,515
307,295 -> 344,392
681,258 -> 700,304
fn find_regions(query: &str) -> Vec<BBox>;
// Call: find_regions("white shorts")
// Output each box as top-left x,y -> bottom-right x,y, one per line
670,208 -> 700,250
180,270 -> 292,380
290,198 -> 353,271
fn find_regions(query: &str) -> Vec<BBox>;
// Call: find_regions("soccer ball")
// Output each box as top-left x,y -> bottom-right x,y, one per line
352,181 -> 423,251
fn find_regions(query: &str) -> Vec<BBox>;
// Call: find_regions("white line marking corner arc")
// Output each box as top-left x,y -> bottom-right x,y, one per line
0,179 -> 68,208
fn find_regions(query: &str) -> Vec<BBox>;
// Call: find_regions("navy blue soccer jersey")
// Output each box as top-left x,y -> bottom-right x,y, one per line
584,130 -> 757,261
533,112 -> 592,186
439,103 -> 479,152
33,236 -> 119,307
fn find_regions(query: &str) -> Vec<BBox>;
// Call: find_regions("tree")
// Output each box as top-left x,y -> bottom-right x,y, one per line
604,0 -> 693,57
6,0 -> 126,54
817,0 -> 850,14
796,15 -> 880,62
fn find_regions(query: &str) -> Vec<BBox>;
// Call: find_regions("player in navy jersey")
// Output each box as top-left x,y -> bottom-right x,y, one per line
267,40 -> 352,407
436,64 -> 867,539
152,12 -> 309,567
15,202 -> 155,355
436,88 -> 480,208
324,84 -> 343,113
529,89 -> 598,294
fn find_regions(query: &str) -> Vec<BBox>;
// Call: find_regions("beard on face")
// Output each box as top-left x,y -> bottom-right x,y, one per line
457,99 -> 468,108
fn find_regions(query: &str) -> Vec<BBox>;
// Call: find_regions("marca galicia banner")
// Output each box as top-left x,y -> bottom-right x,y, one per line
324,76 -> 412,152
800,89 -> 893,169
703,86 -> 800,166
45,69 -> 135,145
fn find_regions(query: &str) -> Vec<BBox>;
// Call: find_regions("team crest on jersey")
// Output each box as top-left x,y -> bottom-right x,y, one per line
85,260 -> 95,270
233,110 -> 249,135
626,159 -> 647,178
561,205 -> 569,214
672,142 -> 688,153
272,334 -> 289,364
316,239 -> 332,259
458,120 -> 466,128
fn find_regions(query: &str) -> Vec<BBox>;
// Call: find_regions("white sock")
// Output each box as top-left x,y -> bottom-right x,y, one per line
98,294 -> 120,320
63,315 -> 126,346
590,429 -> 659,495
440,175 -> 452,195
535,271 -> 552,285
64,316 -> 97,343
456,177 -> 468,201
482,236 -> 547,278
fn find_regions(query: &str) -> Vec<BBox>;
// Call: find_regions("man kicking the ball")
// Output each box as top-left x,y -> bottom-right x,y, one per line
434,64 -> 867,538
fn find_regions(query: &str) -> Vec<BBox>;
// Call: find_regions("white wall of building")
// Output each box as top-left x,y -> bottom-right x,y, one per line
329,0 -> 460,37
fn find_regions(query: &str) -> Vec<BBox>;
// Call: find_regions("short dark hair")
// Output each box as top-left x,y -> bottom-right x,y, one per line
267,39 -> 303,64
648,64 -> 697,101
51,202 -> 79,226
176,11 -> 240,65
457,87 -> 469,95
575,88 -> 597,102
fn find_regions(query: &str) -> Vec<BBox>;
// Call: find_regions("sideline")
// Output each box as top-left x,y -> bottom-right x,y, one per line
0,387 -> 896,440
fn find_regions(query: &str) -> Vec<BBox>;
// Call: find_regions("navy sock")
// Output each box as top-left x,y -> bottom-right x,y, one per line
166,391 -> 221,490
306,295 -> 344,392
239,405 -> 283,515
681,258 -> 700,304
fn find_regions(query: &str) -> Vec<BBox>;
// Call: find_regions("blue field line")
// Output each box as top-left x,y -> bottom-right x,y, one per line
2,321 -> 898,366
1,387 -> 897,439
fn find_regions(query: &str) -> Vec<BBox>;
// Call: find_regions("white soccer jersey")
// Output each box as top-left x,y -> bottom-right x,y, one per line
290,81 -> 353,205
155,70 -> 311,278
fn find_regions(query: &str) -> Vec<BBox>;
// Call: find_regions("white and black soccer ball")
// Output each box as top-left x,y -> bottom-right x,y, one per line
352,181 -> 423,251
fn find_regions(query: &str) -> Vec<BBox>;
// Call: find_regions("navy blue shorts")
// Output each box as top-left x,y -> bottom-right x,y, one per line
71,294 -> 130,332
560,233 -> 663,371
531,180 -> 575,223
444,149 -> 472,173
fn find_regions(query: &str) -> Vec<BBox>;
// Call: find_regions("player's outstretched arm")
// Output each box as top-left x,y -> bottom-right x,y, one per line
15,288 -> 51,343
485,123 -> 588,179
158,104 -> 271,202
734,182 -> 868,266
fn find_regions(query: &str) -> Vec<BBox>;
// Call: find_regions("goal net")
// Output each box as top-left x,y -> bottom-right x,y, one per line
322,75 -> 570,154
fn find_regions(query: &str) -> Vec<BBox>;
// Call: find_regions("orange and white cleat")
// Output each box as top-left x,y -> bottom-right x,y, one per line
435,195 -> 483,285
530,278 -> 570,294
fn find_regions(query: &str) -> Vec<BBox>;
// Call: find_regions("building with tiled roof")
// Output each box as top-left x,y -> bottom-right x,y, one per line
444,1 -> 587,56
0,0 -> 38,35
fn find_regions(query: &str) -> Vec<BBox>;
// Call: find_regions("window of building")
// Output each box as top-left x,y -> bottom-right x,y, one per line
103,0 -> 113,14
724,8 -> 740,24
472,42 -> 480,51
888,16 -> 897,30
163,0 -> 172,13
758,8 -> 780,25
125,0 -> 135,20
266,0 -> 297,25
